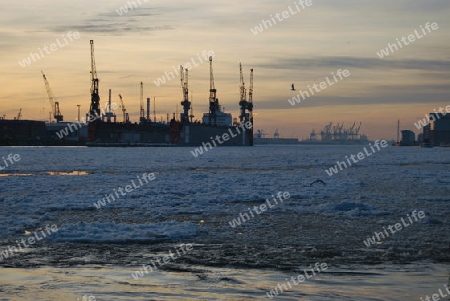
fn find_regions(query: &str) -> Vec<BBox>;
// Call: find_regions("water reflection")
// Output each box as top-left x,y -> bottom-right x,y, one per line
0,171 -> 90,177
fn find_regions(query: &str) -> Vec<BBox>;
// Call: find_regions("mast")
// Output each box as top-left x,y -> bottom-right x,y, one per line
140,81 -> 145,122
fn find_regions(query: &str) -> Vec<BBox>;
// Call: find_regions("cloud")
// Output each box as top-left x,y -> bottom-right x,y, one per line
319,0 -> 450,13
256,56 -> 450,72
256,89 -> 450,110
48,21 -> 173,35
46,6 -> 173,35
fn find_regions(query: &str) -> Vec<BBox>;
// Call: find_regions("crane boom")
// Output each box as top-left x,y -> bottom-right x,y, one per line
355,122 -> 362,135
180,65 -> 190,123
90,41 -> 97,92
89,40 -> 100,118
248,68 -> 253,123
239,63 -> 246,103
247,68 -> 254,146
41,71 -> 63,122
208,56 -> 218,125
238,63 -> 253,125
238,63 -> 248,123
118,94 -> 129,123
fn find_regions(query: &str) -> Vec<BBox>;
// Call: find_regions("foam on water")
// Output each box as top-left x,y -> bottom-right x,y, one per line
0,145 -> 449,299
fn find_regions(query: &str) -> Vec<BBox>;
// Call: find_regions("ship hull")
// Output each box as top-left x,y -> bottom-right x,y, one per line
88,121 -> 170,145
0,119 -> 253,147
86,121 -> 253,147
176,123 -> 252,146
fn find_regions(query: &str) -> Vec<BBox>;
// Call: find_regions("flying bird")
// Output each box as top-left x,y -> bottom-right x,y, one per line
310,179 -> 326,186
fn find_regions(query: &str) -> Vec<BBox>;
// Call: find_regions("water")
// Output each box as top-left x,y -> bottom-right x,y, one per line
0,145 -> 449,300
0,264 -> 448,300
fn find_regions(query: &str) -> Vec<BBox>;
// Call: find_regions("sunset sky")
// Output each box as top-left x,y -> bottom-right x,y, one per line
1,0 -> 449,140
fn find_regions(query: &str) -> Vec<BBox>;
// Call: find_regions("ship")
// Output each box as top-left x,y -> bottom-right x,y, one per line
253,129 -> 299,145
1,41 -> 254,147
86,41 -> 253,147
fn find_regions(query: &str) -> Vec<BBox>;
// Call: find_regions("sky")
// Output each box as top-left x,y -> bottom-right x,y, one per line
1,0 -> 449,140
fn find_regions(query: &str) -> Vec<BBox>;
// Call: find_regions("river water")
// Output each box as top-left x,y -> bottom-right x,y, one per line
0,145 -> 449,300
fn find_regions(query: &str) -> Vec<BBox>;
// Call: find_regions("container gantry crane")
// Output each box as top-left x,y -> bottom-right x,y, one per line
354,122 -> 362,140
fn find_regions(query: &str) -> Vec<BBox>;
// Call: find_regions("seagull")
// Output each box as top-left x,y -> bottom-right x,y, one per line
291,83 -> 296,91
310,179 -> 326,186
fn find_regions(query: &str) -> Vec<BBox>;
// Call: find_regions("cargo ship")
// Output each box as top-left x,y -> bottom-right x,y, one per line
0,40 -> 254,147
254,129 -> 299,145
85,40 -> 253,147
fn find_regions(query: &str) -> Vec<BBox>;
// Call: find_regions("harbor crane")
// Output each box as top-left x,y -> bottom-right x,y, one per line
89,40 -> 100,119
16,108 -> 22,120
41,71 -> 63,122
348,122 -> 356,139
208,56 -> 218,125
248,68 -> 254,124
118,94 -> 129,123
238,62 -> 248,123
354,122 -> 362,140
332,122 -> 344,140
180,65 -> 191,123
239,63 -> 246,103
189,93 -> 194,123
239,64 -> 254,125
321,122 -> 333,141
274,128 -> 280,138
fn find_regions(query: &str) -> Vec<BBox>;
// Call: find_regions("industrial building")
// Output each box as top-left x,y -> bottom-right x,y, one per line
400,130 -> 415,146
423,113 -> 450,146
